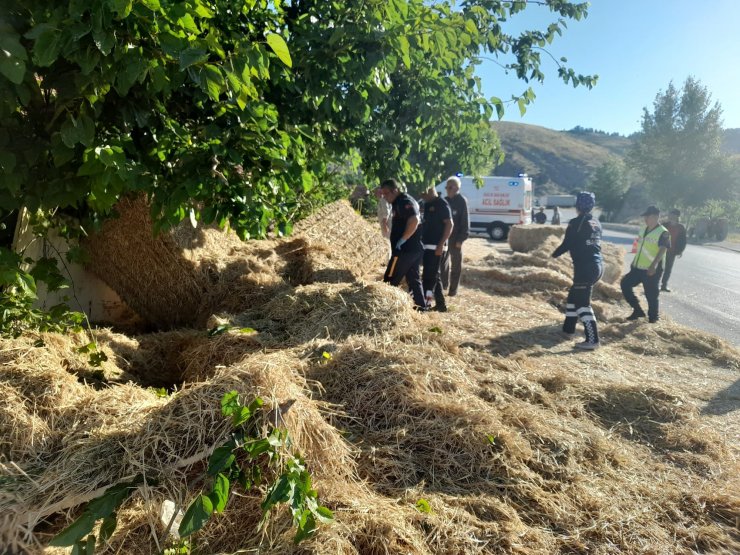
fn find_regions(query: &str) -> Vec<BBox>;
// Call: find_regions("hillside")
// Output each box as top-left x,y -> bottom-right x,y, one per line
490,122 -> 628,194
490,122 -> 740,194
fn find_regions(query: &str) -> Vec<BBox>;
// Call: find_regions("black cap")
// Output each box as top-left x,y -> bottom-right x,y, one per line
641,205 -> 660,216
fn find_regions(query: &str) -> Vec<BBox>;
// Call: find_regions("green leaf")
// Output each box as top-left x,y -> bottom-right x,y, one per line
98,514 -> 117,543
207,445 -> 235,476
232,406 -> 252,427
0,55 -> 25,85
179,48 -> 208,70
428,326 -> 443,334
0,34 -> 28,60
141,0 -> 161,10
415,498 -> 432,514
265,33 -> 292,68
398,36 -> 411,68
178,494 -> 213,537
208,473 -> 230,513
93,30 -> 115,56
201,64 -> 224,101
33,30 -> 62,67
517,97 -> 526,116
293,510 -> 317,544
86,481 -> 137,519
177,14 -> 200,34
49,513 -> 97,546
315,505 -> 334,524
220,391 -> 239,416
261,475 -> 291,512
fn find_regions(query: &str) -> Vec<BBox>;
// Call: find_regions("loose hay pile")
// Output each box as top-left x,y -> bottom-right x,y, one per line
508,224 -> 564,252
2,210 -> 739,554
83,197 -> 388,330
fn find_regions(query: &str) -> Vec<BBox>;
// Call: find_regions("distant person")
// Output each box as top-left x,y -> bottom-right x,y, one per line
551,206 -> 561,226
420,187 -> 453,312
441,176 -> 469,297
380,178 -> 426,309
551,192 -> 603,350
350,185 -> 369,211
661,209 -> 687,292
534,207 -> 547,224
621,205 -> 671,323
374,187 -> 391,239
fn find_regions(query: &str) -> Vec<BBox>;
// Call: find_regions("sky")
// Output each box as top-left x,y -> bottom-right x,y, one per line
478,0 -> 740,135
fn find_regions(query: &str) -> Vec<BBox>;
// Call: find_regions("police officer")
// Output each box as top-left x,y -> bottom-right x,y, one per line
380,178 -> 426,309
621,205 -> 671,323
551,191 -> 603,350
420,186 -> 453,312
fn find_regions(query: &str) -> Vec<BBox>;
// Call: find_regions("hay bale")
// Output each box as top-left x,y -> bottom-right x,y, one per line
292,200 -> 388,282
508,225 -> 565,253
84,198 -> 387,330
262,282 -> 415,345
83,196 -> 207,329
601,242 -> 626,284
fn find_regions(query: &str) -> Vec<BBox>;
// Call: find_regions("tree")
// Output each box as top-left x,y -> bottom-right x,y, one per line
628,77 -> 733,207
588,157 -> 629,220
0,0 -> 597,240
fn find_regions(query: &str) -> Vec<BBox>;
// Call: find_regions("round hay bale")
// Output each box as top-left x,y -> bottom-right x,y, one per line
508,225 -> 565,253
83,196 -> 207,329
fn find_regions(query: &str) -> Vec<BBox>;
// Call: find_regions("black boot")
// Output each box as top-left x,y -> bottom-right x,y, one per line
626,308 -> 646,321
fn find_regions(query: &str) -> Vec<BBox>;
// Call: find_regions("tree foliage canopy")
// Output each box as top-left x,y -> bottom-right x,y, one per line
629,77 -> 739,208
0,0 -> 596,239
587,157 -> 629,219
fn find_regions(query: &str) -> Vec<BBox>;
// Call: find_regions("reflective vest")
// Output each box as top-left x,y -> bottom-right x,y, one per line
632,224 -> 667,270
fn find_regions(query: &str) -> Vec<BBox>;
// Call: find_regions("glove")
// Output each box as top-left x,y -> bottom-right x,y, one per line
395,238 -> 407,251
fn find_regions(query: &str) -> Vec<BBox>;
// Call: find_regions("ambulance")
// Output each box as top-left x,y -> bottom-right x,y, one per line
437,175 -> 534,240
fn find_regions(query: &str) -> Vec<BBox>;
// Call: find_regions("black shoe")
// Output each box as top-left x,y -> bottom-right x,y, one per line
433,305 -> 448,312
648,317 -> 659,323
448,290 -> 457,297
626,309 -> 646,321
414,305 -> 430,312
660,286 -> 671,292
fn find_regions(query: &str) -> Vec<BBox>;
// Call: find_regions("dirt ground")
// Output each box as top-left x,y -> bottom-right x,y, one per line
459,236 -> 739,454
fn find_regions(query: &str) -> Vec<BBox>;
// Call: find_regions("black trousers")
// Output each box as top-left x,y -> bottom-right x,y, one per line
563,263 -> 603,343
621,265 -> 663,321
441,244 -> 463,294
661,252 -> 677,287
384,249 -> 426,308
422,250 -> 446,309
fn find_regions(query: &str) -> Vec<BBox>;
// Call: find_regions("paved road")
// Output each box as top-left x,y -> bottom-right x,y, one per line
601,229 -> 740,347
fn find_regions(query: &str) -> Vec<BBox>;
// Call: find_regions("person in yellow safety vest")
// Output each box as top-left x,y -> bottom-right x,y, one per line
620,205 -> 672,323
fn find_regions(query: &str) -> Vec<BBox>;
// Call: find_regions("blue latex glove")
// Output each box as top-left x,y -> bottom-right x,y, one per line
395,237 -> 407,251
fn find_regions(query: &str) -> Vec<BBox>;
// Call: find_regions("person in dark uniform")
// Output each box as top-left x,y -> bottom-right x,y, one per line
420,187 -> 453,312
441,176 -> 469,297
551,191 -> 603,350
534,207 -> 547,224
380,178 -> 426,309
660,208 -> 687,292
